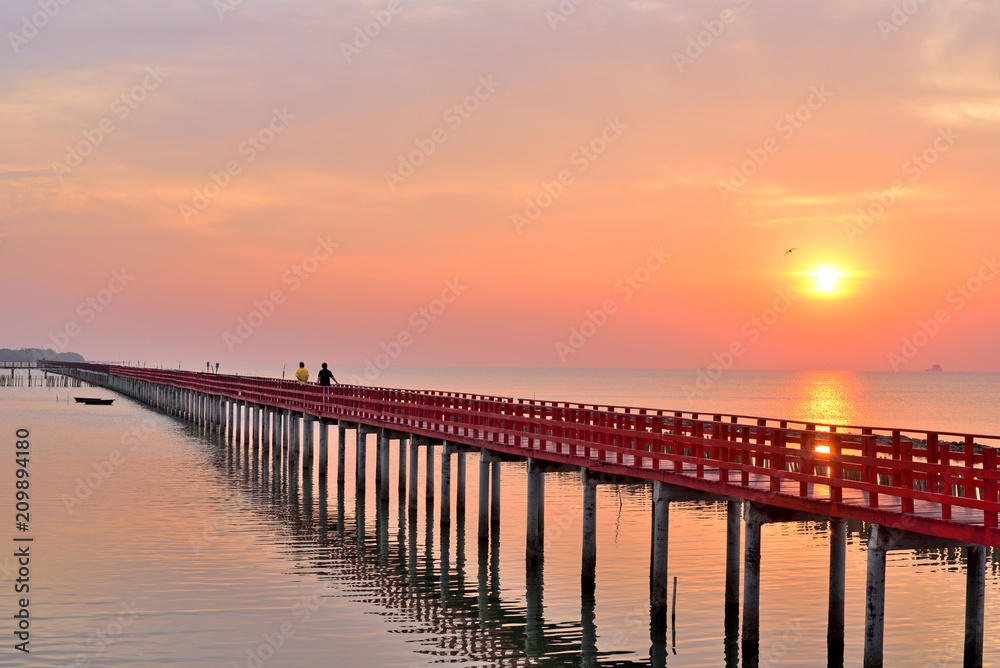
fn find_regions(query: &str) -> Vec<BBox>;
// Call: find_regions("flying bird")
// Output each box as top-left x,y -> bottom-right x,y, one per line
784,248 -> 797,256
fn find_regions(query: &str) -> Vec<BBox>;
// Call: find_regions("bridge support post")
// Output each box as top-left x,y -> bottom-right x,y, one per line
243,401 -> 251,446
742,511 -> 762,664
356,427 -> 367,492
829,518 -> 846,664
965,545 -> 986,668
337,423 -> 346,484
262,408 -> 271,459
302,415 -> 315,471
252,404 -> 260,449
408,437 -> 420,514
398,436 -> 408,493
375,431 -> 384,489
491,455 -> 501,533
270,409 -> 280,463
318,419 -> 329,476
527,458 -> 544,568
426,442 -> 435,504
478,450 -> 490,542
651,481 -> 669,616
378,432 -> 390,502
725,500 -> 741,617
441,445 -> 452,527
582,468 -> 598,587
233,401 -> 241,443
864,525 -> 888,668
456,451 -> 467,516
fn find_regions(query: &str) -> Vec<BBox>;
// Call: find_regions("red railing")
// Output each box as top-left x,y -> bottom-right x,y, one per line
59,363 -> 1000,546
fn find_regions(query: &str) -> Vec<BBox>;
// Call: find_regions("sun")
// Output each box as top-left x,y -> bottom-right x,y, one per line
814,268 -> 840,292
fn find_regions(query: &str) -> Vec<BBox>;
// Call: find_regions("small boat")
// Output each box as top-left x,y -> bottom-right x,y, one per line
74,397 -> 115,405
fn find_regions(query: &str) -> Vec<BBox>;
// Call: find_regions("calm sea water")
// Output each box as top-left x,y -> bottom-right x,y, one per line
1,367 -> 998,667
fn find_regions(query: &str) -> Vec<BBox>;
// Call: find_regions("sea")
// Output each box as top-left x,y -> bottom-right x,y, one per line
1,366 -> 998,667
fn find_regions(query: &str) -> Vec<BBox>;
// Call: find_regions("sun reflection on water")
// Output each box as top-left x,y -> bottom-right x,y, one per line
788,370 -> 865,429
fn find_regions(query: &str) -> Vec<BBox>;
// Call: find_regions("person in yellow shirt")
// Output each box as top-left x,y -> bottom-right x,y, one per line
294,362 -> 309,385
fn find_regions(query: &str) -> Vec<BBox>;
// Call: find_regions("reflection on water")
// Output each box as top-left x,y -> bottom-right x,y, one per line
788,370 -> 865,428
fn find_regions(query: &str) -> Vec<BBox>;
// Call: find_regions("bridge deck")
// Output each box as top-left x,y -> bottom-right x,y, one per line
42,362 -> 1000,546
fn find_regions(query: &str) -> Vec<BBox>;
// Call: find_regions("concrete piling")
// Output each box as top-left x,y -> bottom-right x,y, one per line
651,481 -> 669,615
582,468 -> 597,586
964,545 -> 986,668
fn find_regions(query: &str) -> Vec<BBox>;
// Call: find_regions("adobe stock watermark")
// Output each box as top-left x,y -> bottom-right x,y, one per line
350,278 -> 467,384
512,116 -> 627,234
672,0 -> 751,73
190,510 -> 242,555
214,0 -> 245,20
877,0 -> 929,40
7,0 -> 73,54
223,236 -> 339,353
48,268 -> 135,353
545,0 -> 587,30
887,255 -> 998,371
61,418 -> 156,514
52,65 -> 168,183
717,85 -> 833,202
340,0 -> 414,63
384,75 -> 502,191
683,287 -> 800,400
843,127 -> 959,243
180,107 -> 296,224
70,600 -> 144,667
229,583 -> 335,668
759,620 -> 805,668
555,246 -> 670,362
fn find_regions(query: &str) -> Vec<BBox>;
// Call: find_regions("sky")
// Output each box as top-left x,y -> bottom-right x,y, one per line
1,0 -> 998,372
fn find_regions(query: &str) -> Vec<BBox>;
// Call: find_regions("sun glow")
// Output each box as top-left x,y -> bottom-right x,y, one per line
814,267 -> 841,292
798,265 -> 858,299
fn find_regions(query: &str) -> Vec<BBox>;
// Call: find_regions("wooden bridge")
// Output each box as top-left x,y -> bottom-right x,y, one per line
41,361 -> 997,668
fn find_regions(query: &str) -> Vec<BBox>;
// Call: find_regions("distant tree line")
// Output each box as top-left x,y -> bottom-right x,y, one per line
0,348 -> 85,362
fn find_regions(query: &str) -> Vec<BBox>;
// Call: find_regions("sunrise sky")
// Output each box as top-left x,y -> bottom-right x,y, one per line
1,0 -> 998,372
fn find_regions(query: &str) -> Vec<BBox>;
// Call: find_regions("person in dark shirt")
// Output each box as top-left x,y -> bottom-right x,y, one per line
317,362 -> 338,386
